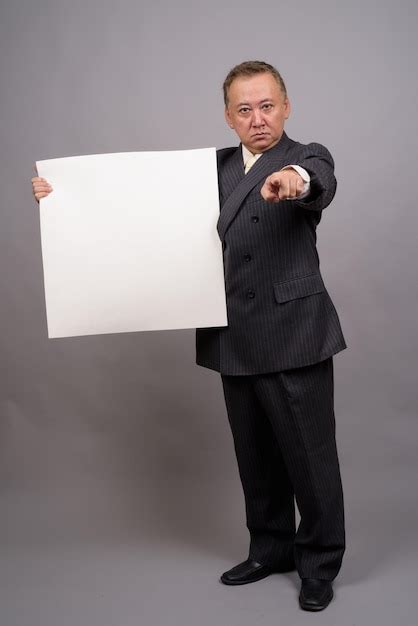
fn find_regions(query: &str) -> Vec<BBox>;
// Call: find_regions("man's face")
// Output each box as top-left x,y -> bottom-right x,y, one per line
224,72 -> 291,153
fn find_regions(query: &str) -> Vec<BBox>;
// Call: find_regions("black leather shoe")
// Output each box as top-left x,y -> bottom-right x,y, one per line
299,578 -> 334,611
220,559 -> 273,585
220,557 -> 295,586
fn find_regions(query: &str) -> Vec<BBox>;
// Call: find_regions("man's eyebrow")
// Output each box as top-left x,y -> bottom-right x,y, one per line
236,98 -> 273,107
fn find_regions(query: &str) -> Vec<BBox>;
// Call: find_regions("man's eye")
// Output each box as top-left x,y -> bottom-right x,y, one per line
239,108 -> 251,114
262,103 -> 273,110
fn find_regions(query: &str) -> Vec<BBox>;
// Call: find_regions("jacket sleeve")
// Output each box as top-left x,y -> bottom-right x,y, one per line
292,142 -> 337,211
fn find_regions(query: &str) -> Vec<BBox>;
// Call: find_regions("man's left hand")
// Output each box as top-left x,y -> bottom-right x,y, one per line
260,169 -> 305,202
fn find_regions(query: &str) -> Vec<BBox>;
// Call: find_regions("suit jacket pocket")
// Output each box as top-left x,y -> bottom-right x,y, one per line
273,273 -> 325,303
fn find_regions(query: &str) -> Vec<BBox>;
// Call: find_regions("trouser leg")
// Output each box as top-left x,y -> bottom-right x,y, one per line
255,358 -> 345,580
221,374 -> 295,568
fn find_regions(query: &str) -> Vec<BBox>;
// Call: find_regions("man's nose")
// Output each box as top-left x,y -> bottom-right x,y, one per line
251,109 -> 264,127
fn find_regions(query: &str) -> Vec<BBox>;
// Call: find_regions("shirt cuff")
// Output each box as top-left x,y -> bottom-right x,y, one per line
280,165 -> 311,199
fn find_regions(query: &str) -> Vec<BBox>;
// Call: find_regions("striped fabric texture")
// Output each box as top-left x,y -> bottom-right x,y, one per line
196,132 -> 346,375
221,358 -> 345,580
196,132 -> 346,581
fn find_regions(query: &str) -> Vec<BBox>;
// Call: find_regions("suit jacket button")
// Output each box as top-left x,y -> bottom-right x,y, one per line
244,254 -> 252,262
247,289 -> 255,299
251,216 -> 259,223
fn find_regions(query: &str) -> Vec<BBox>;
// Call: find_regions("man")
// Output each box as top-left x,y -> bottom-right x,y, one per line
32,60 -> 346,612
196,61 -> 346,612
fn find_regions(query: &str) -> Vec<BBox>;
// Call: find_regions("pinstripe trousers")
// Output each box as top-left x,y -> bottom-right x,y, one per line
221,357 -> 345,581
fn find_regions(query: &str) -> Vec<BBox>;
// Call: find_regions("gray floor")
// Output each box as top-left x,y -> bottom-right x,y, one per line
1,535 -> 417,626
2,444 -> 417,626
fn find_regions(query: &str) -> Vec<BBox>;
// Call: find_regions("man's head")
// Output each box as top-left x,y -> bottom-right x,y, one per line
223,61 -> 290,154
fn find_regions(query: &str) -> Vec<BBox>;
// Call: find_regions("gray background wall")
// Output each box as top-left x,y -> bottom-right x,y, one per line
1,1 -> 417,624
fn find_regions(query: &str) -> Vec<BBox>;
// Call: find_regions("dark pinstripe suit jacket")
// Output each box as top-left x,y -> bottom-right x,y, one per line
196,132 -> 346,375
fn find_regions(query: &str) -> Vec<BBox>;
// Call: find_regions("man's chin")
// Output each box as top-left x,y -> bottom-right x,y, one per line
248,135 -> 277,152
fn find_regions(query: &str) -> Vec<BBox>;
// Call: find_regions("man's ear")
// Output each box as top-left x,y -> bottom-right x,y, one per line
224,107 -> 234,129
284,97 -> 291,120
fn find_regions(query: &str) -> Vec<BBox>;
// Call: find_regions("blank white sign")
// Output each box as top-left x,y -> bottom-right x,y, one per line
36,148 -> 227,338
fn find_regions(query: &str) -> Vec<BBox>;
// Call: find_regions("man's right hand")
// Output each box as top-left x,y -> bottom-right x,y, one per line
31,176 -> 53,203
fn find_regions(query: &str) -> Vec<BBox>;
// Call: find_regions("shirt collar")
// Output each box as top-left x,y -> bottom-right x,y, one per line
241,144 -> 263,168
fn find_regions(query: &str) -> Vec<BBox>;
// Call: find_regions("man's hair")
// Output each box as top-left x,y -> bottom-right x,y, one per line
223,60 -> 287,106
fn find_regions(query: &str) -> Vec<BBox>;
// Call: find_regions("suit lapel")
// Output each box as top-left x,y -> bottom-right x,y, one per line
217,132 -> 295,241
218,146 -> 245,204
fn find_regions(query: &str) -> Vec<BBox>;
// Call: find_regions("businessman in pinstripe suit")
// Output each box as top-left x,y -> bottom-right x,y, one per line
196,61 -> 346,611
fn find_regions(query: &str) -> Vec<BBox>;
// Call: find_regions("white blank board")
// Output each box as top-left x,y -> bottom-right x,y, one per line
36,148 -> 228,338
